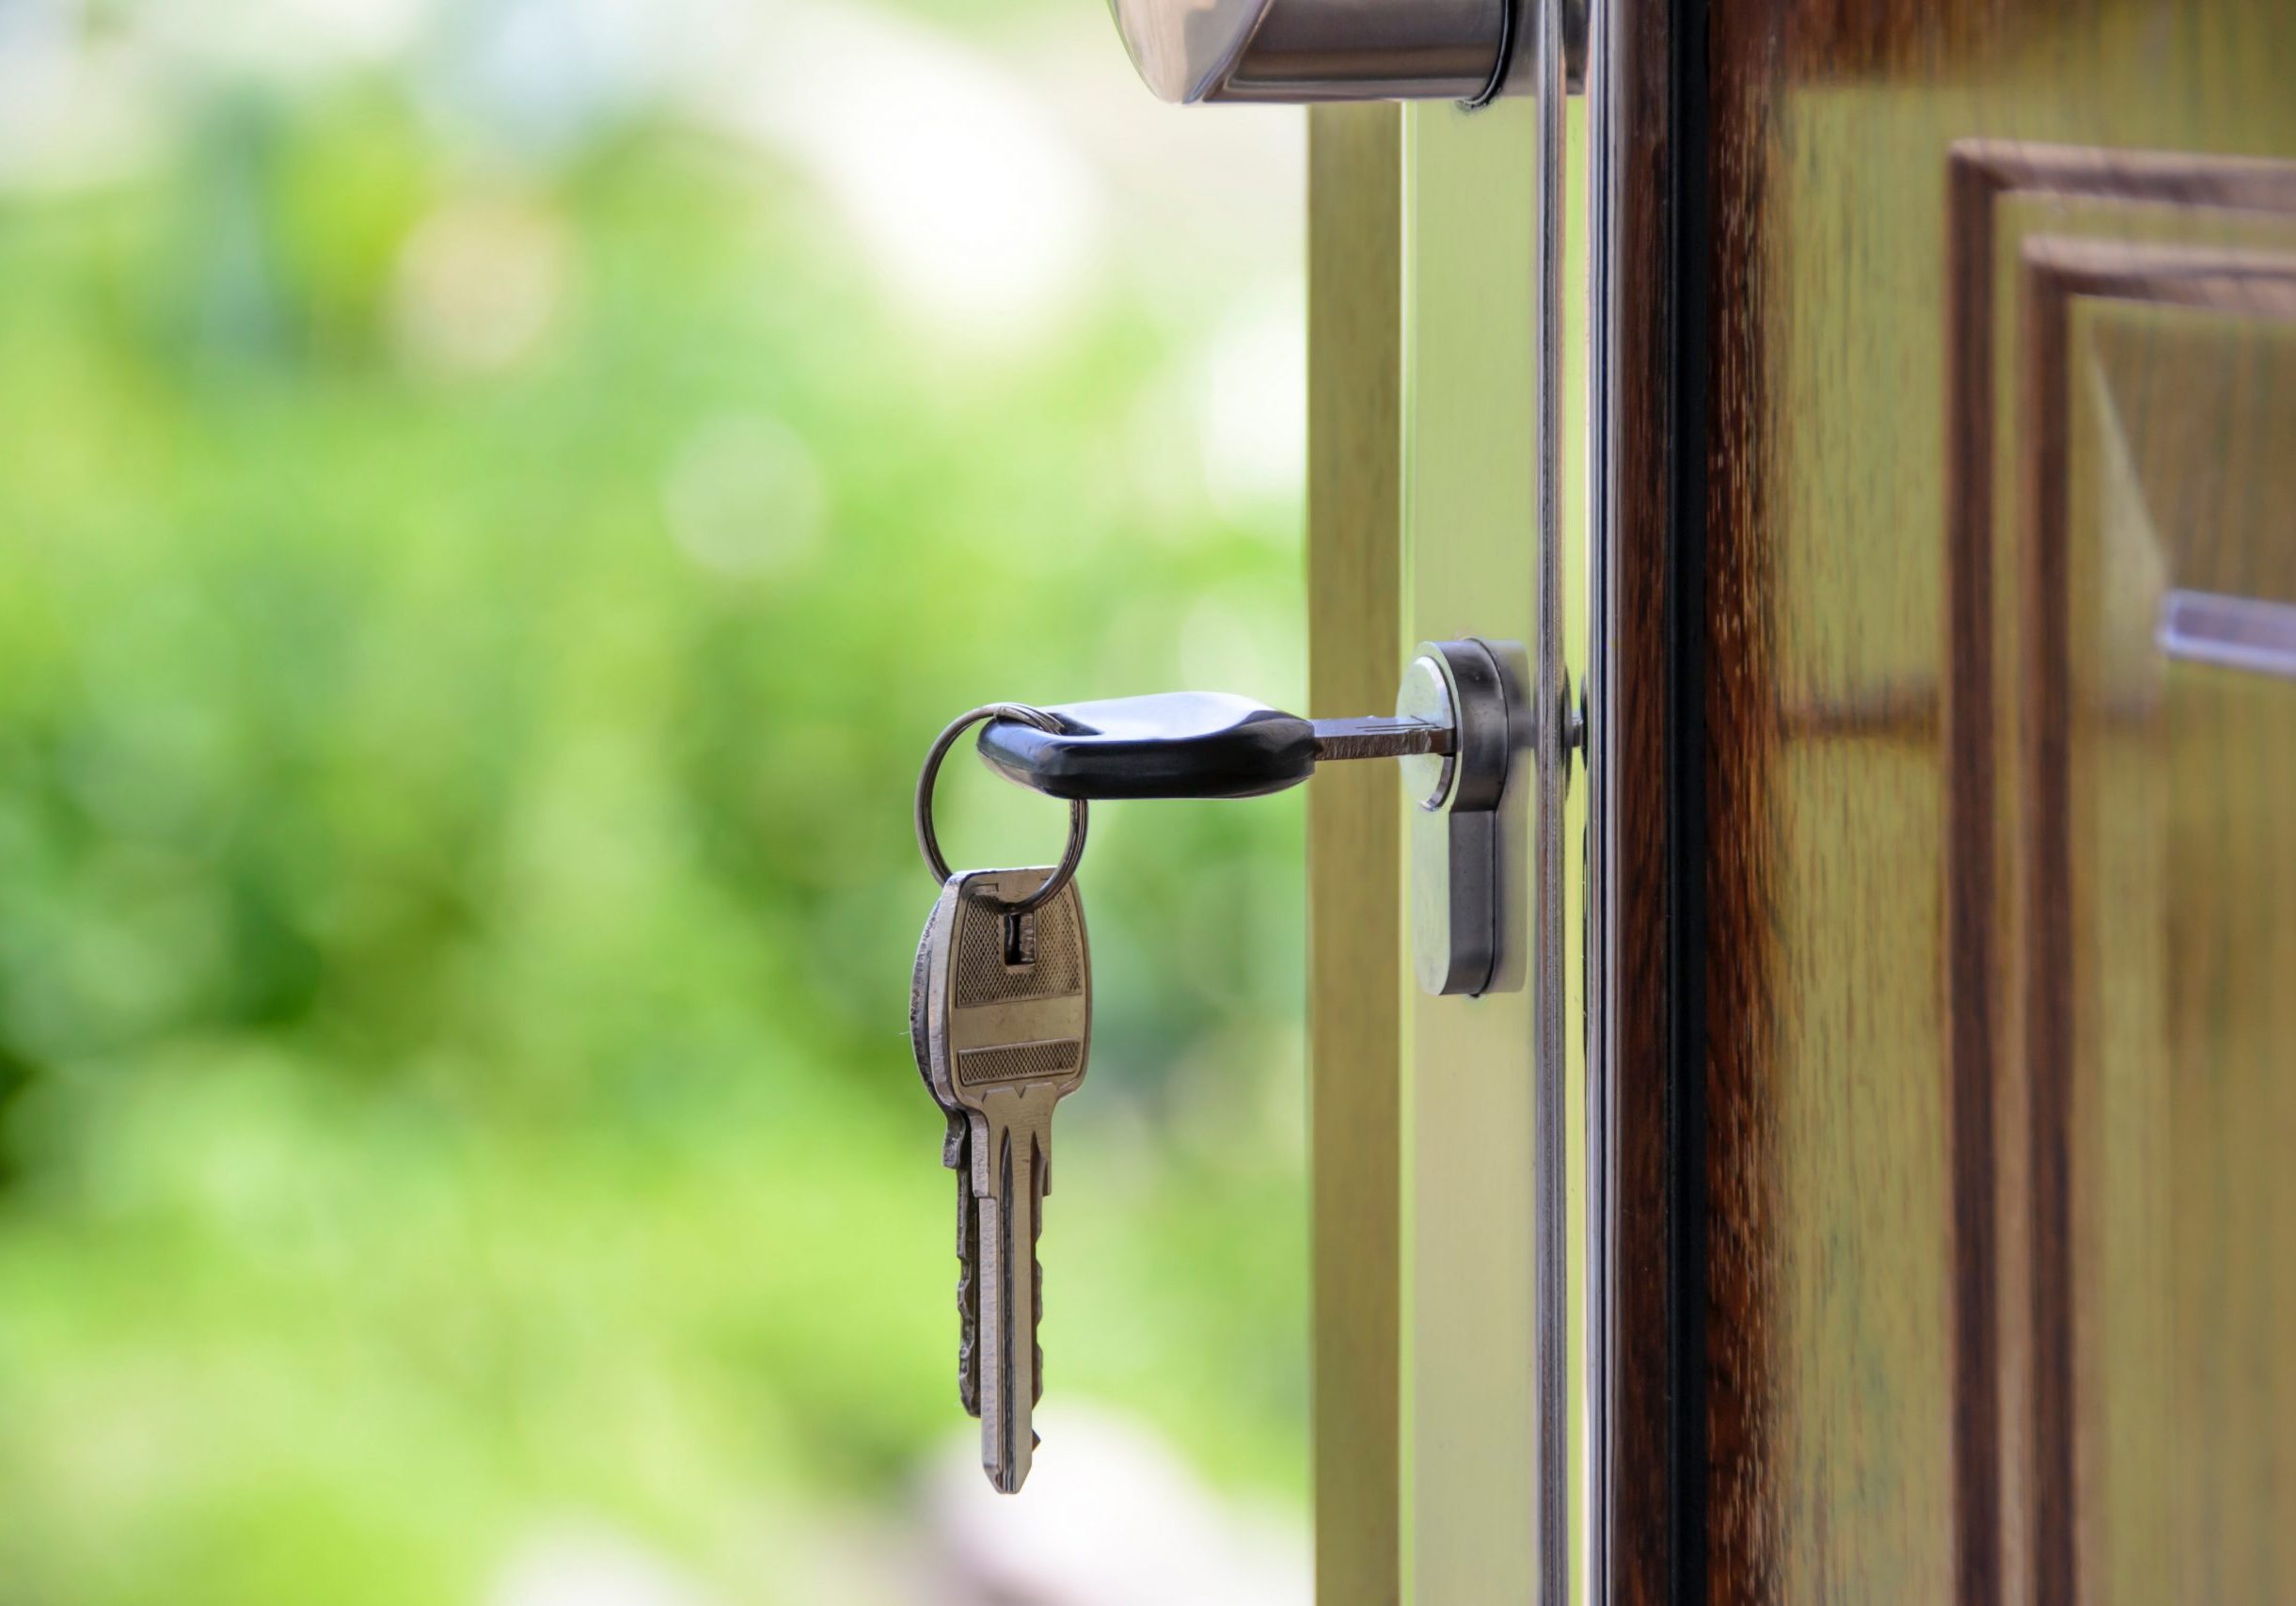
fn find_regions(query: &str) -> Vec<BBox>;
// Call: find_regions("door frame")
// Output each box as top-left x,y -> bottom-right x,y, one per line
1305,102 -> 1407,1606
1304,0 -> 1702,1597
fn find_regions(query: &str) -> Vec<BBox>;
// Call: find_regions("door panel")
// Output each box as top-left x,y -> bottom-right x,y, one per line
1401,98 -> 1544,1602
2025,272 -> 2296,1604
1950,144 -> 2296,1606
1698,2 -> 2296,1600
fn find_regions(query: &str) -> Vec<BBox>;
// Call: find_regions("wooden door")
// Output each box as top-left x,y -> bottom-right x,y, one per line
1591,2 -> 2296,1601
1306,4 -> 2296,1602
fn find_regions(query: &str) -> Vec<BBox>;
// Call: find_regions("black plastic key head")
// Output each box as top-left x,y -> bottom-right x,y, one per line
975,693 -> 1320,801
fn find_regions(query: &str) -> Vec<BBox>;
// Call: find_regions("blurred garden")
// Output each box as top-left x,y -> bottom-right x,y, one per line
0,1 -> 1310,1599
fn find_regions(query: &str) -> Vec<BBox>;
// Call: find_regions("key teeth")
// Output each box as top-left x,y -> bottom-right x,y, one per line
956,1142 -> 982,1419
958,1307 -> 980,1418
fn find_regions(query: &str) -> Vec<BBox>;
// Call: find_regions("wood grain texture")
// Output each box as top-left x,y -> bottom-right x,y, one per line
1946,143 -> 2296,1606
2016,239 -> 2296,1606
1703,9 -> 1792,1598
1306,103 -> 1402,1606
1693,2 -> 2296,1602
1589,0 -> 1688,1599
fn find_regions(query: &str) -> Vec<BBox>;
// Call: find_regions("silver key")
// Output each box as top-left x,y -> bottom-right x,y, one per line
914,866 -> 1091,1494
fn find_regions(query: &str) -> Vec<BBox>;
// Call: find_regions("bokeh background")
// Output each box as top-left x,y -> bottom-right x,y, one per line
0,1 -> 1309,1599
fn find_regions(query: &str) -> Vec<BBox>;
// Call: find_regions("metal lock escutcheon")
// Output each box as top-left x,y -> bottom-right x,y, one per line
1396,639 -> 1520,998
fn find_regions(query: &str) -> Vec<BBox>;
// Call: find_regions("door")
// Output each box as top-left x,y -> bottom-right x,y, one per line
1302,1 -> 2296,1602
1600,2 -> 2296,1601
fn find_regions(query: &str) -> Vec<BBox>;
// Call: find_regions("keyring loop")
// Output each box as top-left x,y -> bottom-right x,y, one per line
914,704 -> 1088,914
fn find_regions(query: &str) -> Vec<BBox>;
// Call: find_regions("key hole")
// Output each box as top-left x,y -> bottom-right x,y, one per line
1003,912 -> 1037,968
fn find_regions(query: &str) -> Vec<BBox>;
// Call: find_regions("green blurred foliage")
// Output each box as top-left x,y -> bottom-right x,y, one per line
0,6 -> 1306,1599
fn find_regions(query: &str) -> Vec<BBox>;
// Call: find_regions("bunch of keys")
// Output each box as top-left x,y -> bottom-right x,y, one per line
910,705 -> 1092,1495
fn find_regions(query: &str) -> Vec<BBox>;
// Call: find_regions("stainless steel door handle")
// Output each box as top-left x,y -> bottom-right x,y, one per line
1106,0 -> 1583,104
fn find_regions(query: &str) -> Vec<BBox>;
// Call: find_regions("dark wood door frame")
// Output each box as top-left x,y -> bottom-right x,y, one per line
1591,0 -> 1708,1601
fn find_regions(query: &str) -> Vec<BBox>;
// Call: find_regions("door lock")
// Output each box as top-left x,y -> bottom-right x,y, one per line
974,640 -> 1536,995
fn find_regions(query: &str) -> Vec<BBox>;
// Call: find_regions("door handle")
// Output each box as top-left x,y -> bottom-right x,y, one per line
1106,0 -> 1585,105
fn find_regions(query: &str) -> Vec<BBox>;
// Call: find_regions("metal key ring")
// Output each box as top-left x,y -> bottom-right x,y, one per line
914,704 -> 1088,914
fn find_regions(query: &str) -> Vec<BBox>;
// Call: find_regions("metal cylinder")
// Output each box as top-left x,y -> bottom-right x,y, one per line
1109,0 -> 1511,104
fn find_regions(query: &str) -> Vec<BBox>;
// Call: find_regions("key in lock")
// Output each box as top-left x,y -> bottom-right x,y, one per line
974,640 -> 1547,997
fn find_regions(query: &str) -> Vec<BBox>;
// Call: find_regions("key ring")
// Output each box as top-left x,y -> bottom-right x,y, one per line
915,704 -> 1088,914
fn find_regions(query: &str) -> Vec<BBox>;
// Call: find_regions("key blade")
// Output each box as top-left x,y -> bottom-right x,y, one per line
979,1105 -> 1048,1493
1307,713 -> 1454,762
